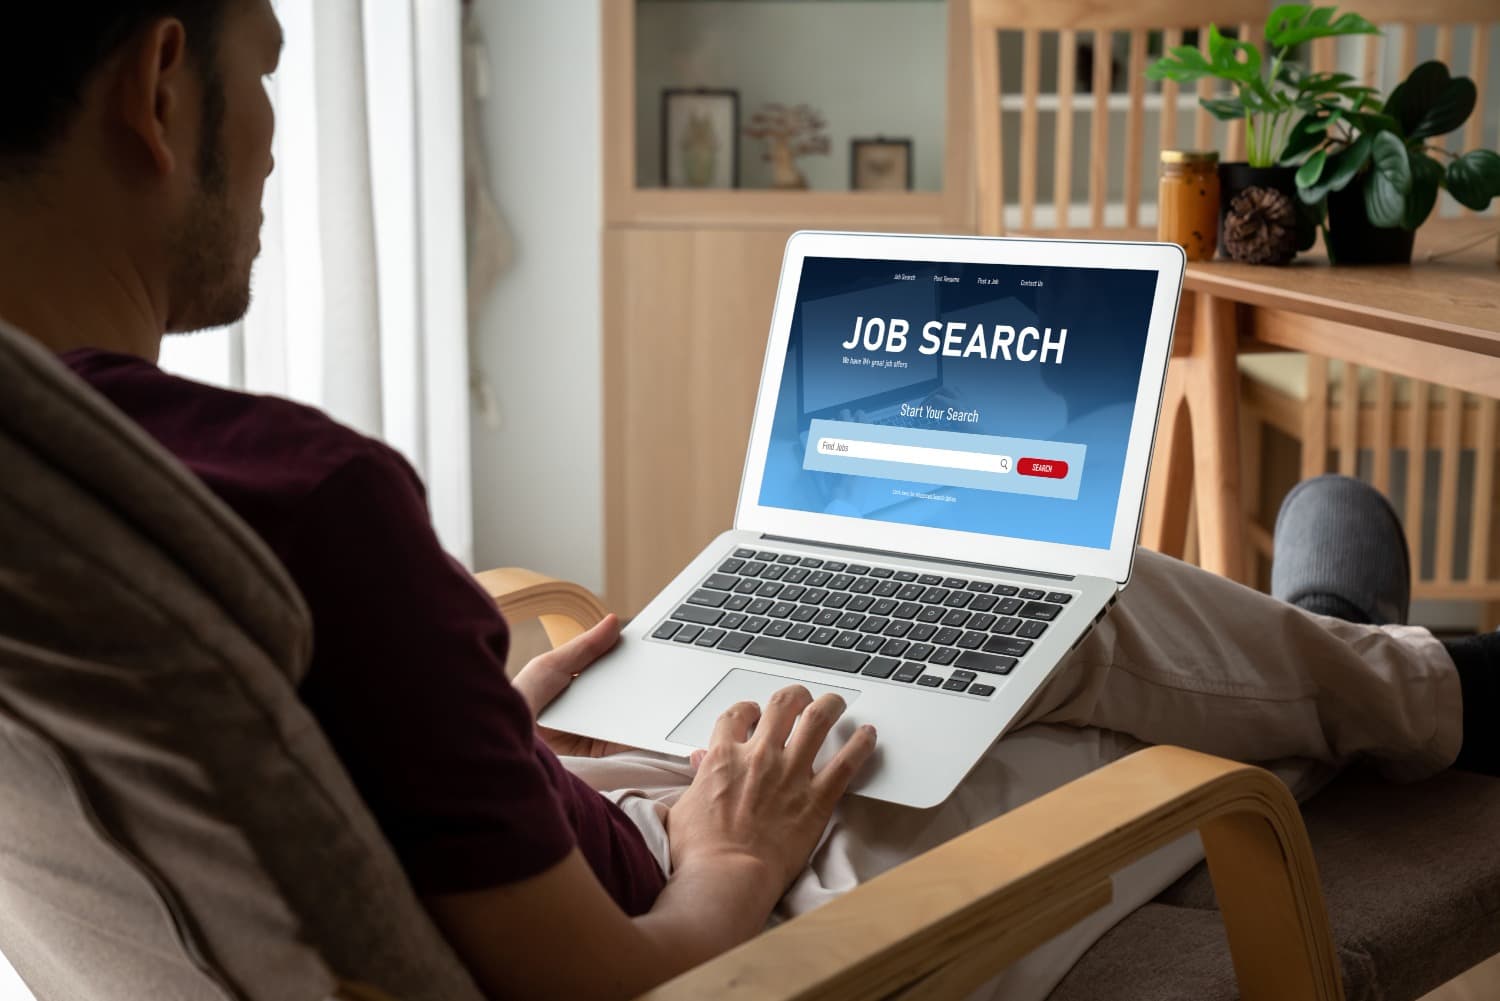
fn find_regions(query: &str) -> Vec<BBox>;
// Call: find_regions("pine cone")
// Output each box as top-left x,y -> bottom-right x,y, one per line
1222,186 -> 1299,265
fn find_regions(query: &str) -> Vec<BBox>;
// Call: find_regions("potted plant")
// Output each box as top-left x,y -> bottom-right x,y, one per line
1288,60 -> 1500,263
1146,4 -> 1381,254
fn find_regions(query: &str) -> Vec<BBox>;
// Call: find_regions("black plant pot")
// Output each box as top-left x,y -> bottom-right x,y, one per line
1216,162 -> 1317,258
1324,179 -> 1416,265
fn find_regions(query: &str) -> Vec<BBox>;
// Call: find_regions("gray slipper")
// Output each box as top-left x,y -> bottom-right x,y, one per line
1271,474 -> 1411,626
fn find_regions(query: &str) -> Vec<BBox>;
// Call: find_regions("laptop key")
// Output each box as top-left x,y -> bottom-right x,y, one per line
719,559 -> 745,574
894,601 -> 921,619
787,624 -> 815,641
769,601 -> 796,618
932,627 -> 962,646
917,606 -> 945,623
849,578 -> 877,594
893,662 -> 924,683
950,670 -> 978,682
970,683 -> 996,697
859,617 -> 891,634
958,631 -> 988,650
790,606 -> 818,623
880,638 -> 910,657
895,570 -> 919,582
673,624 -> 703,643
942,577 -> 967,589
943,591 -> 974,609
995,584 -> 1020,596
762,564 -> 788,580
738,562 -> 763,578
918,573 -> 943,585
956,650 -> 1017,674
917,675 -> 944,688
742,616 -> 769,633
747,598 -> 773,615
734,580 -> 760,595
921,587 -> 950,604
803,588 -> 830,604
828,574 -> 855,590
982,636 -> 1033,657
746,636 -> 867,673
967,581 -> 993,593
764,620 -> 791,637
909,624 -> 938,642
755,551 -> 777,561
861,656 -> 900,679
870,567 -> 894,579
897,584 -> 925,601
906,642 -> 935,661
856,635 -> 885,654
968,594 -> 998,612
822,592 -> 851,609
883,620 -> 912,637
929,647 -> 959,665
719,632 -> 752,654
1020,601 -> 1061,621
837,612 -> 866,630
733,548 -> 756,558
725,596 -> 751,611
704,573 -> 737,590
847,595 -> 876,612
687,589 -> 728,608
653,621 -> 681,640
1046,592 -> 1073,604
695,628 -> 727,647
780,586 -> 806,603
823,561 -> 847,572
810,627 -> 838,645
721,612 -> 747,630
814,609 -> 842,627
1020,588 -> 1046,600
967,612 -> 997,631
1018,620 -> 1049,639
807,571 -> 832,587
799,557 -> 824,568
848,564 -> 872,575
785,567 -> 810,584
873,580 -> 901,597
778,554 -> 801,565
833,630 -> 861,649
992,616 -> 1021,635
871,598 -> 898,616
942,677 -> 971,693
997,597 -> 1024,615
672,604 -> 723,626
941,609 -> 971,627
757,582 -> 783,598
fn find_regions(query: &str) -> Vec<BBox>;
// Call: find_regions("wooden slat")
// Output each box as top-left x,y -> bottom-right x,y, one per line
1302,357 -> 1330,479
1465,26 -> 1489,164
968,0 -> 1267,31
1090,28 -> 1112,229
1435,24 -> 1454,68
1336,0 -> 1496,19
1313,38 -> 1336,74
1400,23 -> 1418,78
1361,31 -> 1381,89
1471,397 -> 1498,582
1161,28 -> 1182,153
1020,29 -> 1042,232
1406,379 -> 1430,575
1337,362 -> 1360,476
1371,372 -> 1395,493
1125,29 -> 1147,227
1195,29 -> 1214,150
1435,386 -> 1464,583
1055,29 -> 1077,228
1224,21 -> 1253,162
974,23 -> 1004,235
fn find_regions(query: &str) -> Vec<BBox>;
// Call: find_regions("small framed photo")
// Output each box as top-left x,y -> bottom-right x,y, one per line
661,88 -> 740,189
850,137 -> 913,191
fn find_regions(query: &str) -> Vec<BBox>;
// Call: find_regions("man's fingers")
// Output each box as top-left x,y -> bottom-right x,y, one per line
544,614 -> 621,676
784,693 -> 847,770
709,700 -> 761,747
812,724 -> 878,806
754,685 -> 814,750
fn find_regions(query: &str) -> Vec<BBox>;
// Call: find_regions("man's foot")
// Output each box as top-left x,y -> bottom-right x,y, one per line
1271,474 -> 1410,626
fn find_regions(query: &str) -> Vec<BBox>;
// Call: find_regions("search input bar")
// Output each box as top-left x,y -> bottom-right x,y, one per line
817,437 -> 1013,475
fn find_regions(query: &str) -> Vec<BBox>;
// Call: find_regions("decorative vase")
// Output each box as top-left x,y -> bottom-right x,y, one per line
767,138 -> 808,190
1324,178 -> 1416,265
1217,163 -> 1316,256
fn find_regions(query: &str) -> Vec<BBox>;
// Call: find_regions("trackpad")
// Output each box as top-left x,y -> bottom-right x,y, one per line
668,669 -> 861,768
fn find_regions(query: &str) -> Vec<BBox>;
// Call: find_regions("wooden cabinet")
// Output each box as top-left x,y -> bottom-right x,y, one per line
602,2 -> 977,615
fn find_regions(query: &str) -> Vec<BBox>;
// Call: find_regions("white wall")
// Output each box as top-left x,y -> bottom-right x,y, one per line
468,1 -> 605,591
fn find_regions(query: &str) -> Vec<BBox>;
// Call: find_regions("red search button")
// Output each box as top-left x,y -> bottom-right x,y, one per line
1018,457 -> 1068,479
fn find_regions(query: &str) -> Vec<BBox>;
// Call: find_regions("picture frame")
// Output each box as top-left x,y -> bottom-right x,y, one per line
850,137 -> 914,191
661,88 -> 740,189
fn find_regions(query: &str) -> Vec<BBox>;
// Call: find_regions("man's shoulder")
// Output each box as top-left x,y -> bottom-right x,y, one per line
63,347 -> 420,505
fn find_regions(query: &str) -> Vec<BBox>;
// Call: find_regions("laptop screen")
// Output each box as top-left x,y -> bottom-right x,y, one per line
755,255 -> 1160,552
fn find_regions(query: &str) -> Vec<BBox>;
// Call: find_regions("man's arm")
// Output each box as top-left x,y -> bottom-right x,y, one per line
426,687 -> 877,1000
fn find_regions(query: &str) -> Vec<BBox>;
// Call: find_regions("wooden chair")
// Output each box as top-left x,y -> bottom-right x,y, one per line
1237,3 -> 1500,609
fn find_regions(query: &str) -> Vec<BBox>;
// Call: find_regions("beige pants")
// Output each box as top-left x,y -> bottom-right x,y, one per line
565,548 -> 1461,1000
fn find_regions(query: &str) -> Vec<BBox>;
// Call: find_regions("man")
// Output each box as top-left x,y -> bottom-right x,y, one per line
1,3 -> 1494,998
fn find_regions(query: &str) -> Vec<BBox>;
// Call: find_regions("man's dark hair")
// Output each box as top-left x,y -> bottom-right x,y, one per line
0,3 -> 231,174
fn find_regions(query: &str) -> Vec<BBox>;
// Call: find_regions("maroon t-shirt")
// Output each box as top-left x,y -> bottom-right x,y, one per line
64,348 -> 666,915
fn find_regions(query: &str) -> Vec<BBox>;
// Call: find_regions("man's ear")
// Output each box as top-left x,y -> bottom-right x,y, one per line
116,19 -> 191,177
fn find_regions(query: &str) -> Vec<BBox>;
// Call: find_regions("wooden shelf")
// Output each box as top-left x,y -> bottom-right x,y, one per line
609,188 -> 955,229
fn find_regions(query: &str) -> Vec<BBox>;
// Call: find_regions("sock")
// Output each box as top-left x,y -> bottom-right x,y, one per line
1443,634 -> 1500,775
1291,593 -> 1374,625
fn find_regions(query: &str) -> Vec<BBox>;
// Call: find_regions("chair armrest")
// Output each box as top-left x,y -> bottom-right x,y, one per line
473,567 -> 610,648
641,745 -> 1342,1001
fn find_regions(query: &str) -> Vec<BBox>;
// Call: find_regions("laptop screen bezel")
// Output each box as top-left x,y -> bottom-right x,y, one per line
732,230 -> 1186,586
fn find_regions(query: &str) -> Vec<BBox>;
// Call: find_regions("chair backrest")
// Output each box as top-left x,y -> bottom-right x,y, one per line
0,323 -> 484,1001
970,0 -> 1500,235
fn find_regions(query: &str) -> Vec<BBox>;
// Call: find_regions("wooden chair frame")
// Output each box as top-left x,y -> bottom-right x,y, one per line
359,568 -> 1352,1001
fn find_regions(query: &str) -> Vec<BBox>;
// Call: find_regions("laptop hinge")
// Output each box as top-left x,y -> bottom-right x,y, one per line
759,534 -> 1076,582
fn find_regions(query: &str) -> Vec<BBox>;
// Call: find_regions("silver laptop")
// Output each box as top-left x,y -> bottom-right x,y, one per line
541,231 -> 1185,808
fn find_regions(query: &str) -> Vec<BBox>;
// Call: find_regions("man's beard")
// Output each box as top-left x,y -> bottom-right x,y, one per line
165,70 -> 253,335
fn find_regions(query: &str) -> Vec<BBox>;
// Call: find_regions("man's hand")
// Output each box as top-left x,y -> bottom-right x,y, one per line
511,614 -> 637,757
667,686 -> 878,896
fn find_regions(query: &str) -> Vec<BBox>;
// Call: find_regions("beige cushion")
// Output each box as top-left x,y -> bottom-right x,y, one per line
0,323 -> 483,1001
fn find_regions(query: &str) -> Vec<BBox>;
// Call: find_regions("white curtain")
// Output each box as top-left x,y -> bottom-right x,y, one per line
160,0 -> 474,566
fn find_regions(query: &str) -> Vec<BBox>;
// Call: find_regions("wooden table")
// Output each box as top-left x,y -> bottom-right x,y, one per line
1140,217 -> 1500,583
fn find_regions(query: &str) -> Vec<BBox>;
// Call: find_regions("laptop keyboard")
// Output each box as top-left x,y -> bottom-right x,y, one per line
650,547 -> 1076,698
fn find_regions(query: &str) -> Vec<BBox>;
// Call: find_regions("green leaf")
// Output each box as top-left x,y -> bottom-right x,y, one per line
1446,150 -> 1500,210
1280,113 -> 1328,164
1402,152 -> 1443,228
1384,61 -> 1477,140
1145,44 -> 1217,82
1324,134 -> 1373,192
1364,131 -> 1413,227
1266,5 -> 1380,48
1200,96 -> 1246,121
1296,148 -> 1329,189
1206,23 -> 1262,83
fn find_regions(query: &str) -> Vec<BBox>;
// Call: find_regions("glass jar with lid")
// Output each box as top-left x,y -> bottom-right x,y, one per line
1158,150 -> 1220,261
